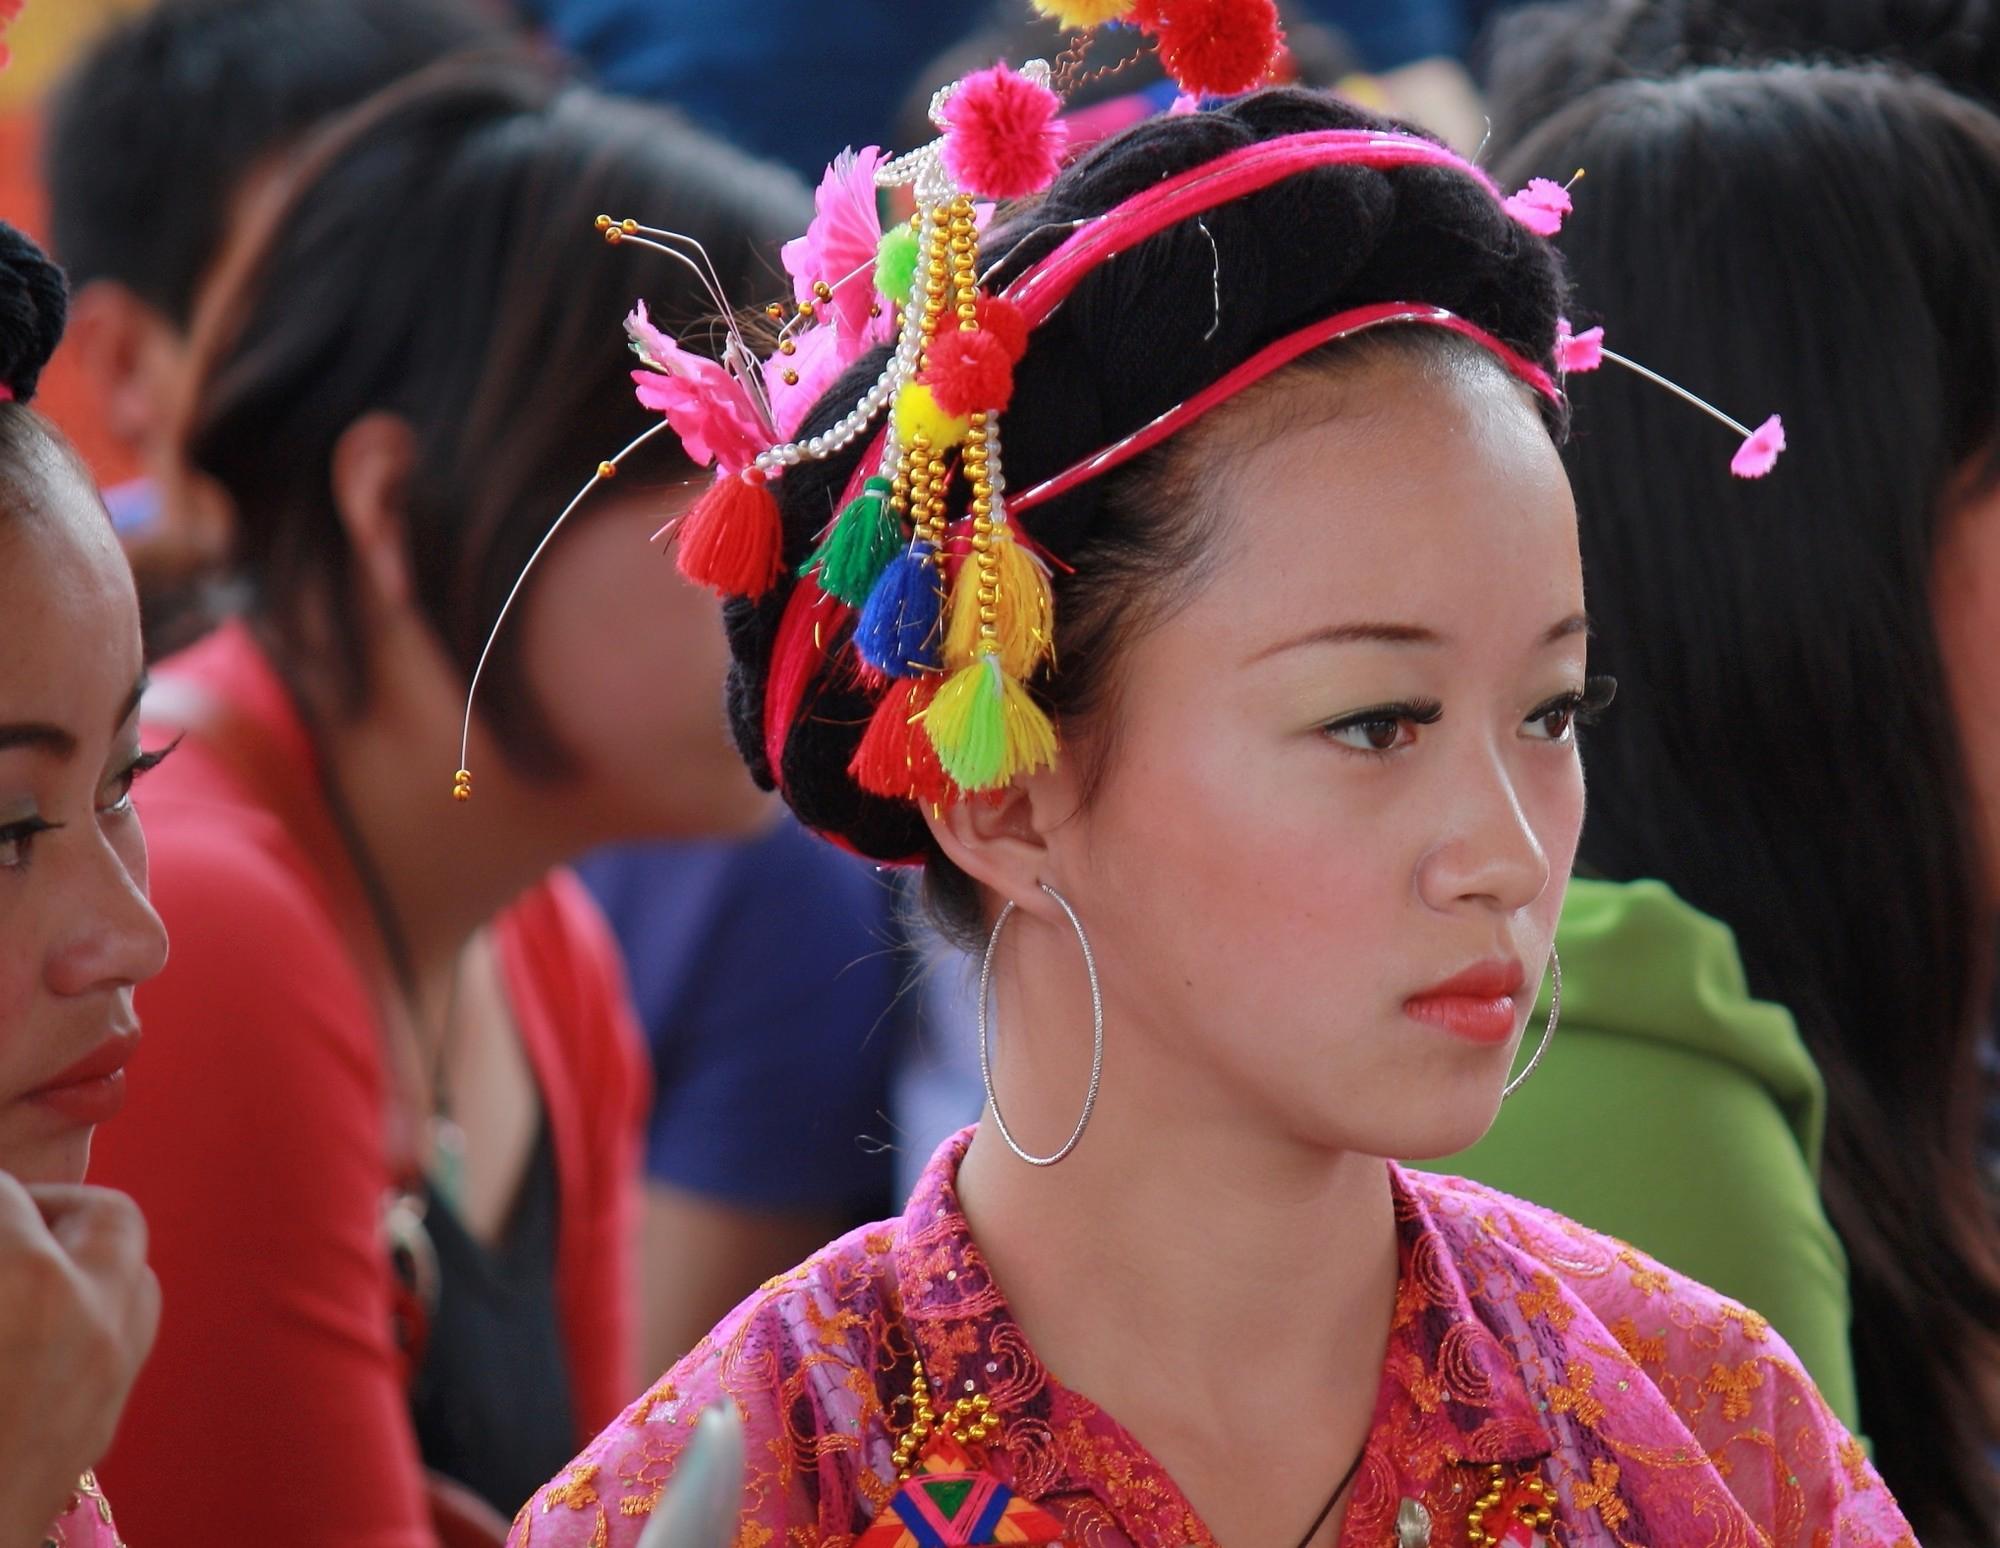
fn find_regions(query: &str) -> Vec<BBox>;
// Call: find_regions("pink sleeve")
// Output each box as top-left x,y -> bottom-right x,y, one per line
90,815 -> 432,1547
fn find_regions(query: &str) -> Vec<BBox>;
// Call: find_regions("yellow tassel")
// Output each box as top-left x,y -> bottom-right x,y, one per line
923,655 -> 1058,792
1030,0 -> 1135,25
893,383 -> 970,452
943,533 -> 1053,678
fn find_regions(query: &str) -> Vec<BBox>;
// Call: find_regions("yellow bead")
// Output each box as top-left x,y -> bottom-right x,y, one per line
604,228 -> 623,244
620,218 -> 638,233
594,214 -> 612,230
597,461 -> 616,479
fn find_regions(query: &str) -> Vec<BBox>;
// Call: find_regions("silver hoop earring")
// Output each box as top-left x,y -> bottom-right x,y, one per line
978,881 -> 1104,1167
1501,950 -> 1560,1100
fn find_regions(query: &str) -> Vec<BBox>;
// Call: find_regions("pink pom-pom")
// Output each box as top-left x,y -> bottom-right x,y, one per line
1730,414 -> 1786,479
1504,177 -> 1572,237
1554,318 -> 1604,373
941,64 -> 1069,201
926,328 -> 1017,418
974,295 -> 1031,362
1144,0 -> 1283,99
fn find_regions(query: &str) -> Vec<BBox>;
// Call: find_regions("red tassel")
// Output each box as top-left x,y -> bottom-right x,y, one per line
673,471 -> 783,597
850,677 -> 956,808
975,295 -> 1031,362
926,328 -> 1017,418
763,584 -> 849,784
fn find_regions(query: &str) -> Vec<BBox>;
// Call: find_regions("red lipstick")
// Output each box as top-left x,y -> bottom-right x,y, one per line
1404,961 -> 1526,1046
22,1028 -> 140,1126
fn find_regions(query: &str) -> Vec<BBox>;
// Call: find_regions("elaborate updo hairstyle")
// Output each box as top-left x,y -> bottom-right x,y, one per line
0,223 -> 98,528
719,90 -> 1569,941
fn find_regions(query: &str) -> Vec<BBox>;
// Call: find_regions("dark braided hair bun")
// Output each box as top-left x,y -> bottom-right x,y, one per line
0,223 -> 69,406
724,89 -> 1568,872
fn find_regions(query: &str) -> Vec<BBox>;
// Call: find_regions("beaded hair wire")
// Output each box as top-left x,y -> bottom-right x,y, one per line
453,0 -> 1785,809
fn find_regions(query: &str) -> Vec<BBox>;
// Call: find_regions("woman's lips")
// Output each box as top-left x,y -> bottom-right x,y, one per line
21,1028 -> 139,1126
1404,961 -> 1526,1047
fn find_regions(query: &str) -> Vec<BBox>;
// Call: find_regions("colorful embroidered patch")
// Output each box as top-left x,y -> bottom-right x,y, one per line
858,1436 -> 1066,1548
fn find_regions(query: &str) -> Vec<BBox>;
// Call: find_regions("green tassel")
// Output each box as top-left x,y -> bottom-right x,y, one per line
800,477 -> 900,606
876,226 -> 920,307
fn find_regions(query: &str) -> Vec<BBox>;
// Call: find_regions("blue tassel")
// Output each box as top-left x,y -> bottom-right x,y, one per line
854,543 -> 943,678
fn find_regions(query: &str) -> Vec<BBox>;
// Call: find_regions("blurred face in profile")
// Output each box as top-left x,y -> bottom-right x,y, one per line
0,435 -> 170,1183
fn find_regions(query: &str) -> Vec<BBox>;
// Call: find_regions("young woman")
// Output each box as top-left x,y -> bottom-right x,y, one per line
82,61 -> 809,1547
0,223 -> 168,1548
1441,65 -> 2000,1548
509,48 -> 1908,1548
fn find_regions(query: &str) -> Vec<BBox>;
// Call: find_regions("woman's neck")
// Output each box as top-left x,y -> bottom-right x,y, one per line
951,940 -> 1402,1483
283,618 -> 581,998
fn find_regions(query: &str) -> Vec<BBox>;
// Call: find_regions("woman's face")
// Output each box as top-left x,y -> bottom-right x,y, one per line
518,487 -> 770,842
1039,346 -> 1587,1161
0,461 -> 169,1183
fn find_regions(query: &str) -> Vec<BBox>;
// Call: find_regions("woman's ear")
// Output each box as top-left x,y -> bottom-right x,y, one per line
920,757 -> 1084,929
329,412 -> 420,611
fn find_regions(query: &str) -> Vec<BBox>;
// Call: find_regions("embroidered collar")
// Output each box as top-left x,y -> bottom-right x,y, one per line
889,1129 -> 1553,1545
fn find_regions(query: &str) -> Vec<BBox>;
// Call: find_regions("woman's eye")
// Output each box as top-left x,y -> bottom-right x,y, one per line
0,817 -> 59,870
1327,717 -> 1415,752
1320,700 -> 1441,754
98,739 -> 180,817
1525,697 -> 1581,743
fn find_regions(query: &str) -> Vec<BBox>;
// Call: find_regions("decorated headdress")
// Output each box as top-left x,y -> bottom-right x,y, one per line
454,0 -> 1783,854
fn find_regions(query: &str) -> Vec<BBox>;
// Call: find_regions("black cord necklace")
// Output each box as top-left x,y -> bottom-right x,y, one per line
1291,1440 -> 1368,1548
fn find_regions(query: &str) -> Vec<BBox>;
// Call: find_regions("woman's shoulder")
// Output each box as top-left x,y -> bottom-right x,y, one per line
1403,1168 -> 1911,1545
512,1218 -> 906,1547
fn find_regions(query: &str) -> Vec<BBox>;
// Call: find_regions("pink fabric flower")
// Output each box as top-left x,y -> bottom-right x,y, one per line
1730,413 -> 1786,479
940,64 -> 1068,201
627,301 -> 769,474
762,324 -> 847,440
1504,177 -> 1572,237
1554,318 -> 1604,373
781,147 -> 888,341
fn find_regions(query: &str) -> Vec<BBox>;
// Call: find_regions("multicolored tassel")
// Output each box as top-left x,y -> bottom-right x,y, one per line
850,676 -> 955,807
924,654 -> 1057,790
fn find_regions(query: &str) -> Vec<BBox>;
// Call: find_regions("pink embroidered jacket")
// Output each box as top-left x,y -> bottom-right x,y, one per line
512,1130 -> 1912,1548
43,1473 -> 121,1547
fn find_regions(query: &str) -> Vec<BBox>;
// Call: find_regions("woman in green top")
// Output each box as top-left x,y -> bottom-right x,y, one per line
1432,65 -> 2000,1548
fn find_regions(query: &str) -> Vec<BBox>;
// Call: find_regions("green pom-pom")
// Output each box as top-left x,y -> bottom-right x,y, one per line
876,226 -> 920,306
800,477 -> 901,606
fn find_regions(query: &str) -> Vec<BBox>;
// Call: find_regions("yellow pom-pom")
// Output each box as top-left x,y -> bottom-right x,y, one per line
1030,0 -> 1135,26
893,383 -> 970,452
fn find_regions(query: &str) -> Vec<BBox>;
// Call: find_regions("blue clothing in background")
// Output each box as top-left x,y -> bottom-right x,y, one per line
1307,0 -> 1468,70
514,0 -> 976,177
578,820 -> 909,1218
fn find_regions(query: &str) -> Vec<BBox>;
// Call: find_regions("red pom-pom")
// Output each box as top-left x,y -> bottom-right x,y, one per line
850,677 -> 956,808
925,328 -> 1017,417
940,64 -> 1069,201
1145,0 -> 1283,97
974,295 -> 1031,362
673,470 -> 784,597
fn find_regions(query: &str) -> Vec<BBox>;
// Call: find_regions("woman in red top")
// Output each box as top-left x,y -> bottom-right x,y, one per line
86,61 -> 810,1546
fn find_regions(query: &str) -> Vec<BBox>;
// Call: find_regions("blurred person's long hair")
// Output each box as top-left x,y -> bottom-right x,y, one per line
177,53 -> 808,772
1505,65 -> 2000,1547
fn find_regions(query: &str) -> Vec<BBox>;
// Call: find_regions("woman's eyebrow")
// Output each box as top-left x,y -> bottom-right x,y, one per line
0,677 -> 149,759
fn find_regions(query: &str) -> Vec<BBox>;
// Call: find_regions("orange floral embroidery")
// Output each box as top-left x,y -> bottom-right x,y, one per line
1702,1360 -> 1766,1423
1617,1249 -> 1670,1296
1516,1271 -> 1577,1331
545,1463 -> 602,1512
1609,1316 -> 1668,1368
1549,1362 -> 1607,1428
1573,1459 -> 1631,1530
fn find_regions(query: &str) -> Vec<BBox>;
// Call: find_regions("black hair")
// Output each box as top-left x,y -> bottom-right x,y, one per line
1481,0 -> 2000,145
43,0 -> 502,329
185,58 -> 812,768
719,88 -> 1568,941
1500,65 -> 2000,1547
0,223 -> 96,527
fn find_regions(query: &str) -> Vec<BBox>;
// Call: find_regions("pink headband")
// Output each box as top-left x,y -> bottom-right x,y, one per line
1010,301 -> 1557,515
0,384 -> 14,404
